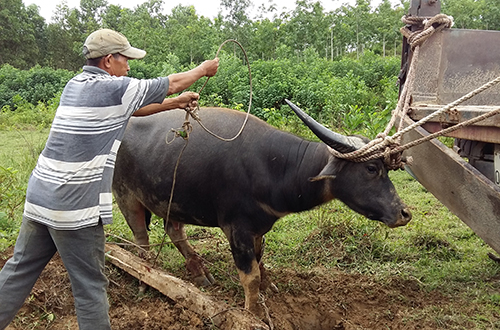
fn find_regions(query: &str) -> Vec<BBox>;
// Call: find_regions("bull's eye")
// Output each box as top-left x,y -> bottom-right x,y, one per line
366,164 -> 378,174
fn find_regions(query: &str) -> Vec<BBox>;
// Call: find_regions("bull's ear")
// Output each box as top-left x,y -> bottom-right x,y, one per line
309,157 -> 345,182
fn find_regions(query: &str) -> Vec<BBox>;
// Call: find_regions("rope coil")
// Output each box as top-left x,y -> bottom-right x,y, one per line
170,39 -> 253,143
156,39 -> 254,268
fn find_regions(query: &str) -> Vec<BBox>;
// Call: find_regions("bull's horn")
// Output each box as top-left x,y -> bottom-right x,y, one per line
285,99 -> 366,153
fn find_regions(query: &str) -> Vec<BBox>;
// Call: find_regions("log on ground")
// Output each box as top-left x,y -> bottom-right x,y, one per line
105,244 -> 269,330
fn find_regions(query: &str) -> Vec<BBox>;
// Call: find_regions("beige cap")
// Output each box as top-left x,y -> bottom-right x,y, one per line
82,29 -> 146,59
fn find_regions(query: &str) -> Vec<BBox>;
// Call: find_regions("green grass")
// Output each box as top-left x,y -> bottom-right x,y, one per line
1,127 -> 500,328
0,128 -> 48,249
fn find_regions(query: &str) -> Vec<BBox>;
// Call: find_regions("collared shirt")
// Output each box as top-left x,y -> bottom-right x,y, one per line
24,65 -> 169,230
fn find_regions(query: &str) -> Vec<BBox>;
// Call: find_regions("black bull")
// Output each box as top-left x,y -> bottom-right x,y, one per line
112,103 -> 412,316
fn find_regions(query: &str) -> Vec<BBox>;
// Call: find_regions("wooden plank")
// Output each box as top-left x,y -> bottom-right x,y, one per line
105,244 -> 269,330
409,105 -> 500,128
420,122 -> 500,144
401,115 -> 500,254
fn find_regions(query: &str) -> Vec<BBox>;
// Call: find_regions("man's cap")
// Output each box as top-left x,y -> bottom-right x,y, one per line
82,29 -> 146,60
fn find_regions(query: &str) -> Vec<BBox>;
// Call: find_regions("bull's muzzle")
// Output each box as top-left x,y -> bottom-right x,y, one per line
388,206 -> 412,228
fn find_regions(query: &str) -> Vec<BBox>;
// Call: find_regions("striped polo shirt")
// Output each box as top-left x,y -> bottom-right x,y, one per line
24,65 -> 169,230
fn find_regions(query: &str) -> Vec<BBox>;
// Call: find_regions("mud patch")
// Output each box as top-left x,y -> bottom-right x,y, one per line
0,249 -> 473,330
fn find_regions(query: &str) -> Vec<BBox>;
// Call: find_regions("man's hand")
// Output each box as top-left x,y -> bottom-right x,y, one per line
167,57 -> 219,96
200,58 -> 219,77
177,91 -> 200,111
133,92 -> 199,116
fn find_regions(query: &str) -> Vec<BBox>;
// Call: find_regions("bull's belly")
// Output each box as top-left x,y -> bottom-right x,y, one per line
147,201 -> 220,228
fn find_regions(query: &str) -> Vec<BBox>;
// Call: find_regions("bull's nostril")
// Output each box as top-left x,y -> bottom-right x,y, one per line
401,208 -> 412,220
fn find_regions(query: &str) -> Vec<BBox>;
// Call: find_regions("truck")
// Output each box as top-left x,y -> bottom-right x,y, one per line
399,0 -> 500,257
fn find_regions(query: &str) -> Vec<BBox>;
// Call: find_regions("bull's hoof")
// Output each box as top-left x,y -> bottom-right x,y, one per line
249,303 -> 266,320
192,273 -> 216,287
138,281 -> 148,295
186,254 -> 216,287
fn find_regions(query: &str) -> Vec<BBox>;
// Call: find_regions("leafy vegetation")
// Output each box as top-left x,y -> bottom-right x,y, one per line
0,52 -> 399,136
3,0 -> 500,71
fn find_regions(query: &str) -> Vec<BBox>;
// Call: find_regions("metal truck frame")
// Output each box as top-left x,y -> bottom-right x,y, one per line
399,0 -> 500,255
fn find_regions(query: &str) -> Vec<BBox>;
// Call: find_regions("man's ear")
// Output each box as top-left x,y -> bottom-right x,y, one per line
102,54 -> 113,68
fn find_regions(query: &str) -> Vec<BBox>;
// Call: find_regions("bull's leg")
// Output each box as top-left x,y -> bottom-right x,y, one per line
222,226 -> 263,317
113,191 -> 151,293
254,236 -> 278,294
113,191 -> 150,255
166,220 -> 215,287
237,259 -> 262,316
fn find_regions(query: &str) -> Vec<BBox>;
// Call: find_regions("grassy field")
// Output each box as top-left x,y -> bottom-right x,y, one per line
1,128 -> 500,329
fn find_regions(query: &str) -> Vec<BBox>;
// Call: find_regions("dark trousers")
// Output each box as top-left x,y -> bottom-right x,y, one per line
0,217 -> 111,330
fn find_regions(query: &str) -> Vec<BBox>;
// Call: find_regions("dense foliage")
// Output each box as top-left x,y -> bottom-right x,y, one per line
0,51 -> 400,137
2,0 -> 499,72
1,0 -> 497,133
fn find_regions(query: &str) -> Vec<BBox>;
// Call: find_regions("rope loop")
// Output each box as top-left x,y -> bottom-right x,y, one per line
400,14 -> 453,49
191,39 -> 253,142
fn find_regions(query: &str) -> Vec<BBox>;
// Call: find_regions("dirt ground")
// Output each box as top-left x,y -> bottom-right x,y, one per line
0,246 -> 480,330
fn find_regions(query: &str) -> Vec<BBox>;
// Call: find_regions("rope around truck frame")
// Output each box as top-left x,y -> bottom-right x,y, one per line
323,14 -> 500,170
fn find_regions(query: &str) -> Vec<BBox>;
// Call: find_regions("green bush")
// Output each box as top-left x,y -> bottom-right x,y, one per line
0,54 -> 402,138
0,64 -> 29,109
0,64 -> 73,110
0,96 -> 58,129
0,166 -> 25,249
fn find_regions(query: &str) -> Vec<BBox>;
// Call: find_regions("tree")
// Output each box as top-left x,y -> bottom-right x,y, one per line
282,0 -> 329,60
248,17 -> 282,60
119,0 -> 169,65
442,0 -> 485,29
80,0 -> 109,33
347,0 -> 373,59
164,5 -> 219,64
0,0 -> 39,69
102,4 -> 131,31
220,0 -> 252,52
45,2 -> 85,70
26,4 -> 49,66
483,0 -> 500,30
373,0 -> 404,56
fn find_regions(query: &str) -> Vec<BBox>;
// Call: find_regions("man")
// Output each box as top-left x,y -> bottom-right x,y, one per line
0,29 -> 219,330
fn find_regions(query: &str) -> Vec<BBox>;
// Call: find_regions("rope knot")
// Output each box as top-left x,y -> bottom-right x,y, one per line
185,106 -> 200,121
400,13 -> 454,49
384,149 -> 405,171
382,135 -> 396,146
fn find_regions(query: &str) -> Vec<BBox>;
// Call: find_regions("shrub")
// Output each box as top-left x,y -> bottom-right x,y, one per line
0,64 -> 73,110
0,54 -> 402,138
